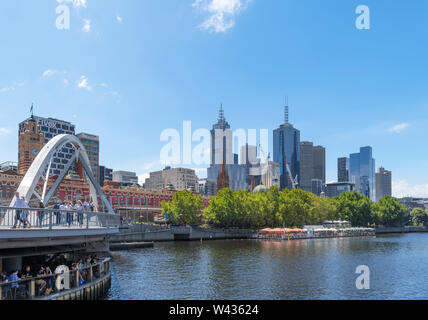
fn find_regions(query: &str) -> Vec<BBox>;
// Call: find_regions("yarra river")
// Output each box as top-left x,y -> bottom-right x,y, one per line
107,233 -> 428,300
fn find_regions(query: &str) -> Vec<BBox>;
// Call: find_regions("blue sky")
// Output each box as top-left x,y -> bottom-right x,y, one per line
0,0 -> 428,197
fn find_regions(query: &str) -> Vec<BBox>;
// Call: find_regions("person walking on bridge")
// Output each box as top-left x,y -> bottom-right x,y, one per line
12,192 -> 28,229
59,201 -> 67,226
37,201 -> 45,228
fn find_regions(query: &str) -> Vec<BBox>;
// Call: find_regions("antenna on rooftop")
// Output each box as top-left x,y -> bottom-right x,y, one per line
284,96 -> 289,124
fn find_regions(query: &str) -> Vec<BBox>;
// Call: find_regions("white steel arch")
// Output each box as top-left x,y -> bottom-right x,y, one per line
9,134 -> 114,214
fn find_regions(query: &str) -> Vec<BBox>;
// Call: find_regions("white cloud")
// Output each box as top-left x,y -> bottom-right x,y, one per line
100,82 -> 108,88
193,0 -> 249,33
0,128 -> 11,136
77,75 -> 92,91
138,174 -> 150,185
42,69 -> 58,78
388,123 -> 409,134
116,16 -> 123,23
82,19 -> 91,32
0,82 -> 24,93
56,0 -> 87,8
393,180 -> 428,198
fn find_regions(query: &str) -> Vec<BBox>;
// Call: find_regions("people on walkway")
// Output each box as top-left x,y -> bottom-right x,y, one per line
37,201 -> 45,228
53,200 -> 61,225
12,192 -> 28,229
59,201 -> 67,226
74,200 -> 84,228
66,202 -> 73,227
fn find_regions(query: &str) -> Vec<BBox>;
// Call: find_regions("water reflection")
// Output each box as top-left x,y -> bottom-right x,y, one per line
107,234 -> 428,300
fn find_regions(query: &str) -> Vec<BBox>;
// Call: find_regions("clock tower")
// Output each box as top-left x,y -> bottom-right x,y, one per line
18,116 -> 45,175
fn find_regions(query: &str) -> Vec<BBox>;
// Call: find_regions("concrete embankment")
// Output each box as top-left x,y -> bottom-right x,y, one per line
375,226 -> 428,234
109,225 -> 255,243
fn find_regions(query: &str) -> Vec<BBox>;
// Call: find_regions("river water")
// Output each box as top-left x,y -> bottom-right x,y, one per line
107,233 -> 428,300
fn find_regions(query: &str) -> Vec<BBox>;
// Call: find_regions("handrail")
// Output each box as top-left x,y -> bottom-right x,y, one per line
0,258 -> 111,300
0,206 -> 120,229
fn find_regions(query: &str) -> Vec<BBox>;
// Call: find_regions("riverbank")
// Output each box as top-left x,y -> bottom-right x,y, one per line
375,226 -> 428,234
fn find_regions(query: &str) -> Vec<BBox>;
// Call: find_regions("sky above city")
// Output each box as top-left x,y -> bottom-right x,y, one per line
0,0 -> 428,197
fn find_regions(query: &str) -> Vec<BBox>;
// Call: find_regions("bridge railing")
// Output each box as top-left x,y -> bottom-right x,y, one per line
0,258 -> 111,300
0,206 -> 120,230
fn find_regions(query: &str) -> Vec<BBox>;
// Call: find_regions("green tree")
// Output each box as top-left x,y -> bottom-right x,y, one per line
161,190 -> 203,226
373,196 -> 407,227
411,208 -> 428,226
335,191 -> 374,227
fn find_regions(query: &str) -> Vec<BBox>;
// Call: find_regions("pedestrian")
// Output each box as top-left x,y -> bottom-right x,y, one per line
66,202 -> 73,227
37,201 -> 45,228
12,192 -> 26,229
59,201 -> 67,226
75,200 -> 84,227
53,199 -> 61,225
21,196 -> 31,229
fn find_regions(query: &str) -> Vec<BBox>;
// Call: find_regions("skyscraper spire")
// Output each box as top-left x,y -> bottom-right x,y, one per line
218,103 -> 225,122
284,96 -> 289,124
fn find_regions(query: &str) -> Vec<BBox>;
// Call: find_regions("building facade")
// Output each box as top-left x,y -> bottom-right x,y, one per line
349,146 -> 376,201
112,171 -> 139,186
18,117 -> 45,175
99,166 -> 113,187
338,157 -> 349,182
326,182 -> 355,198
206,106 -> 247,193
300,141 -> 314,192
164,167 -> 199,191
376,167 -> 392,202
77,133 -> 100,183
313,145 -> 326,184
273,105 -> 300,190
261,161 -> 280,189
19,115 -> 76,176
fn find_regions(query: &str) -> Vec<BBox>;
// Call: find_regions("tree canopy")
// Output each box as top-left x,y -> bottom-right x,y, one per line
161,188 -> 408,229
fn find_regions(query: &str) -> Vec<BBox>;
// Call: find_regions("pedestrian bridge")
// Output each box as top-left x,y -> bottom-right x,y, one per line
0,134 -> 119,266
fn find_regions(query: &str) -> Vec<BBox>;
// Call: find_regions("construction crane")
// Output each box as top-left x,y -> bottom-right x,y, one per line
285,159 -> 298,190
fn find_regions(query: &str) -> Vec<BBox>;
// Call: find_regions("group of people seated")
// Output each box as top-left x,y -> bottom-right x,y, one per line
0,254 -> 104,299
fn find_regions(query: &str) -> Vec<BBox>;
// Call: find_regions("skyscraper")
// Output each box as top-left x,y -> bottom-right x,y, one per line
349,146 -> 376,201
273,103 -> 300,190
338,157 -> 349,182
210,104 -> 233,166
207,105 -> 247,193
300,141 -> 314,192
313,146 -> 326,184
376,167 -> 392,202
300,142 -> 325,193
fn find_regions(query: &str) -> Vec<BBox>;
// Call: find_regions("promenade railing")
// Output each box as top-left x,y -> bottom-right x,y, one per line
0,206 -> 120,230
0,258 -> 111,300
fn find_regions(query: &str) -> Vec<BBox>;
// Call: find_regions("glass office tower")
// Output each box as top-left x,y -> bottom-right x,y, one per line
349,146 -> 376,200
273,105 -> 300,190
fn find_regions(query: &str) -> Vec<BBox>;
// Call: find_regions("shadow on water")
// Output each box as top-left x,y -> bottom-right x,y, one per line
107,233 -> 428,300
